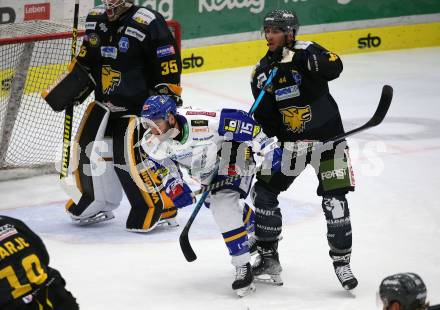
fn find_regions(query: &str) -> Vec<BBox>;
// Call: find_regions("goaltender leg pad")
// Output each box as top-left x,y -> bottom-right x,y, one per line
42,59 -> 95,112
112,117 -> 176,232
66,102 -> 122,220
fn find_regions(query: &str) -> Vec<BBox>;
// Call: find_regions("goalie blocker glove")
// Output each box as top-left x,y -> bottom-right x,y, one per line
42,59 -> 95,112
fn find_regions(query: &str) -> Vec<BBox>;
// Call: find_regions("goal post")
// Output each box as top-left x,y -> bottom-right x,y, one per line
0,19 -> 181,181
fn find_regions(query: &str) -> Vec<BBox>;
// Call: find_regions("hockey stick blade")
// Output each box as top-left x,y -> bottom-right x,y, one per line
338,85 -> 393,140
179,192 -> 208,262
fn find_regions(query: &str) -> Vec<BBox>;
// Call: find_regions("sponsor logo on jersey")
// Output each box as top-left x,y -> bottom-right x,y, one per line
88,33 -> 100,47
0,224 -> 18,241
192,127 -> 209,133
157,45 -> 176,58
99,22 -> 108,33
101,46 -> 118,59
186,111 -> 216,117
85,22 -> 97,30
125,27 -> 146,42
192,135 -> 214,141
117,26 -> 124,33
102,65 -> 121,95
132,8 -> 156,25
223,118 -> 239,133
191,119 -> 208,127
118,37 -> 129,53
101,101 -> 127,113
275,85 -> 300,101
279,105 -> 311,133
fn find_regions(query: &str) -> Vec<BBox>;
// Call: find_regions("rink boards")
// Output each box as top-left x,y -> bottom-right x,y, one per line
1,21 -> 439,97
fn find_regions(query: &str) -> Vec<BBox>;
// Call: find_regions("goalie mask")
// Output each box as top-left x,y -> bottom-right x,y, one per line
102,0 -> 133,20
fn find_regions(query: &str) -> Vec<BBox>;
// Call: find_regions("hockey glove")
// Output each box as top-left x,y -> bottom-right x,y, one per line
155,83 -> 183,107
165,179 -> 195,208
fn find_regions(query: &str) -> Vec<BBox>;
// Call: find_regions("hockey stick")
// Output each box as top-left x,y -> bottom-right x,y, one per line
60,0 -> 79,180
189,84 -> 393,213
193,84 -> 394,196
179,67 -> 279,262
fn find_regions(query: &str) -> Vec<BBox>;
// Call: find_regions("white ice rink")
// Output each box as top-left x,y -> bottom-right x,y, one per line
1,47 -> 440,309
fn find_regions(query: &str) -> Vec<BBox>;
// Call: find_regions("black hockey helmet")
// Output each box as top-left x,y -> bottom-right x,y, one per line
379,273 -> 428,310
263,9 -> 299,36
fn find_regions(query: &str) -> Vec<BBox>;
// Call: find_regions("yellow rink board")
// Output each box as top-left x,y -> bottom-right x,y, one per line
1,22 -> 439,97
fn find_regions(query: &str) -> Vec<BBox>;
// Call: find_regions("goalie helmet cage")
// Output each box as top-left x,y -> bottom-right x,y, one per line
0,19 -> 181,181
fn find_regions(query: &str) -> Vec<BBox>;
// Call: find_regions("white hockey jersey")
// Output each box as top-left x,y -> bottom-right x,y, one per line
141,107 -> 275,186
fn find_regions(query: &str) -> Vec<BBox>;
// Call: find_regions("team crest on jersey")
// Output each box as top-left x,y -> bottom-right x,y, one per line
291,70 -> 302,85
118,37 -> 129,53
132,8 -> 156,25
88,33 -> 100,47
327,52 -> 339,62
280,106 -> 312,133
102,65 -> 121,95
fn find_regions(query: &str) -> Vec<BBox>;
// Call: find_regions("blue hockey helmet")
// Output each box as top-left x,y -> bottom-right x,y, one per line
141,95 -> 177,121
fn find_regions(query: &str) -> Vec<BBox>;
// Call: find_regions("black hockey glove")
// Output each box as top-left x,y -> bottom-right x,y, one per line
155,83 -> 183,107
292,49 -> 322,73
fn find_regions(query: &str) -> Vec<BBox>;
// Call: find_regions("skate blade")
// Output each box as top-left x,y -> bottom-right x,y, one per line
254,274 -> 283,286
75,212 -> 115,226
157,218 -> 179,228
236,283 -> 256,297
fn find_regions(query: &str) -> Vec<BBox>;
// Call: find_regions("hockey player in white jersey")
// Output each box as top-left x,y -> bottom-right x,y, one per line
140,95 -> 283,297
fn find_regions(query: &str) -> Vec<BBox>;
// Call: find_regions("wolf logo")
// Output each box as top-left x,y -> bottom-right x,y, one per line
102,66 -> 121,95
280,106 -> 312,133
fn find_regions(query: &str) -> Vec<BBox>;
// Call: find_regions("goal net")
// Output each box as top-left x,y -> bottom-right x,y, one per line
0,19 -> 181,180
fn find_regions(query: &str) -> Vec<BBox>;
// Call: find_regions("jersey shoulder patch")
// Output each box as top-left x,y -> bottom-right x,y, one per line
294,40 -> 313,50
132,7 -> 157,26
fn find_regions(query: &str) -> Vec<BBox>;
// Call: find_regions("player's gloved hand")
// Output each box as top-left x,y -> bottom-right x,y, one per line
293,49 -> 319,73
165,179 -> 195,208
154,83 -> 183,107
265,147 -> 283,172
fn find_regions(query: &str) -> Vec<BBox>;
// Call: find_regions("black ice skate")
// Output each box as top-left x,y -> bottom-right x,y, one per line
252,244 -> 283,286
330,252 -> 358,290
232,263 -> 255,297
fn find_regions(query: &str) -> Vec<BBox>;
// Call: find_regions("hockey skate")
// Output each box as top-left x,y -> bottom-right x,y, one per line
157,217 -> 179,228
72,211 -> 115,226
252,245 -> 283,286
331,252 -> 358,290
232,263 -> 255,297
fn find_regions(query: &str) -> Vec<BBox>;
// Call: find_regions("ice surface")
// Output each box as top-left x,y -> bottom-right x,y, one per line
1,47 -> 439,309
